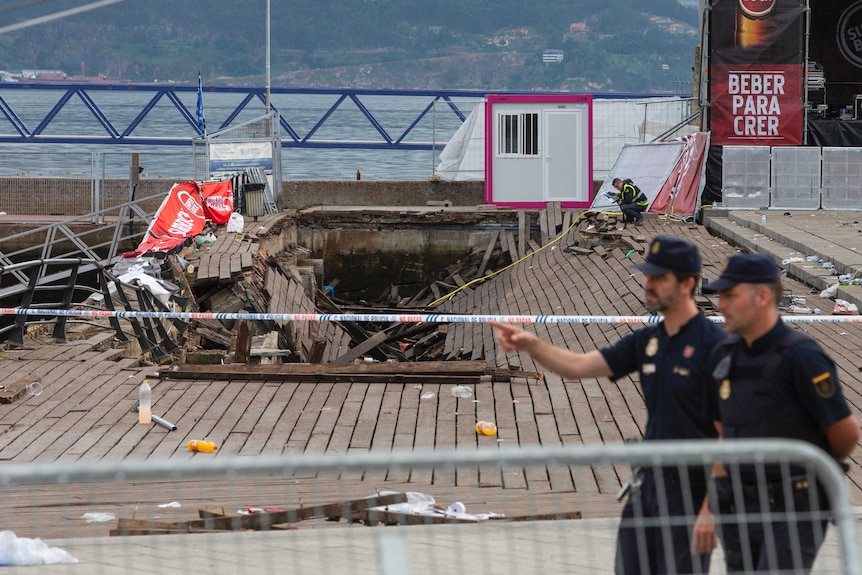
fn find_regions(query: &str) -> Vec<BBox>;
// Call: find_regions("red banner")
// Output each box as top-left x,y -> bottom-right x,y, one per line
710,64 -> 804,145
199,180 -> 234,225
708,0 -> 806,146
126,181 -> 206,256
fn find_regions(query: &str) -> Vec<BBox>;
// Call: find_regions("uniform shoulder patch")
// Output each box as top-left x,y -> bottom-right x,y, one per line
811,371 -> 836,399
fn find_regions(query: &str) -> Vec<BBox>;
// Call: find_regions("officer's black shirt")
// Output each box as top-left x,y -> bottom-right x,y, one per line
600,311 -> 725,442
704,319 -> 851,477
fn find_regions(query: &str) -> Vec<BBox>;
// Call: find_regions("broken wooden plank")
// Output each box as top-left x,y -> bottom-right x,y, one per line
161,360 -> 491,377
330,330 -> 390,365
0,375 -> 40,404
234,320 -> 254,364
517,211 -> 527,260
504,230 -> 519,262
563,245 -> 594,256
192,493 -> 409,529
359,509 -> 481,525
476,230 -> 499,278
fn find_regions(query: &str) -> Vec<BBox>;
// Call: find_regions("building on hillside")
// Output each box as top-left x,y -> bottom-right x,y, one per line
569,22 -> 589,35
542,50 -> 564,64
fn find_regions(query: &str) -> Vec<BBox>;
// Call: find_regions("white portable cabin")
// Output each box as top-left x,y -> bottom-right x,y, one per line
484,94 -> 593,209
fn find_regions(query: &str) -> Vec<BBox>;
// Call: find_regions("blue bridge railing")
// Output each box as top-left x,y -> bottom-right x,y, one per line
0,83 -> 685,150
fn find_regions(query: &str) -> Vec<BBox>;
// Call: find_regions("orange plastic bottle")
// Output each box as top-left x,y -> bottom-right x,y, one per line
188,440 -> 218,453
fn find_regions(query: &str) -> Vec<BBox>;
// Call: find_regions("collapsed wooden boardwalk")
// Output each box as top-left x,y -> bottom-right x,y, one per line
1,210 -> 861,540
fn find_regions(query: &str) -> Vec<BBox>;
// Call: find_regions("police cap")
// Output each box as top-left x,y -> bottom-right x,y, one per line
701,253 -> 780,293
634,235 -> 701,275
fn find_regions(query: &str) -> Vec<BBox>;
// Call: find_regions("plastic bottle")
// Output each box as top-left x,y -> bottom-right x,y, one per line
761,213 -> 766,224
451,385 -> 473,399
188,440 -> 218,453
475,421 -> 497,436
138,380 -> 151,424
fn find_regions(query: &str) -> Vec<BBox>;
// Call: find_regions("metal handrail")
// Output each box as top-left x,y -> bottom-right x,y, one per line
0,194 -> 159,297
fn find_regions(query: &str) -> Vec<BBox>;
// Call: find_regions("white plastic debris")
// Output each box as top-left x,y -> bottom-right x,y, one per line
158,501 -> 182,508
0,530 -> 77,565
820,283 -> 839,299
81,512 -> 115,523
227,212 -> 244,233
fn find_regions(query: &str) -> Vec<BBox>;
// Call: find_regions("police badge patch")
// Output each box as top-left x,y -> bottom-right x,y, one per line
646,337 -> 659,357
812,372 -> 836,398
719,379 -> 731,400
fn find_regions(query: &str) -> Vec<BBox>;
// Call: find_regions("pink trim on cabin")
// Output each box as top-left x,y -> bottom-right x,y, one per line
484,94 -> 594,209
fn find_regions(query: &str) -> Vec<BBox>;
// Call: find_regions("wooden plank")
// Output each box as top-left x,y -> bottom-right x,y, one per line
504,230 -> 519,262
517,211 -> 527,260
0,375 -> 40,404
476,230 -> 499,278
329,331 -> 389,365
234,320 -> 254,364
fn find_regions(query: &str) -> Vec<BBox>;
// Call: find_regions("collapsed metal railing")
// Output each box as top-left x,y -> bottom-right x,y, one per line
0,193 -> 163,300
0,257 -> 187,359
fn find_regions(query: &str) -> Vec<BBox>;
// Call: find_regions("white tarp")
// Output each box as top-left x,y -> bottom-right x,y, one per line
434,102 -> 485,181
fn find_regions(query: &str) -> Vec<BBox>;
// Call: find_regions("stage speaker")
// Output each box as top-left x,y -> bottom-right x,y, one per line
855,95 -> 862,120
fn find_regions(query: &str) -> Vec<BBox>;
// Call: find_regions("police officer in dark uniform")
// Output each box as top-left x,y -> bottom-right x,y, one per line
701,253 -> 859,572
492,236 -> 725,574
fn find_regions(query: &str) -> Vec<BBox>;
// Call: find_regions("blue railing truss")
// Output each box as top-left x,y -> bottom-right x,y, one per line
0,84 -> 493,150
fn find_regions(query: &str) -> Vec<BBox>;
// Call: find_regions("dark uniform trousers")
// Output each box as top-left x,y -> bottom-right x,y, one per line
615,468 -> 711,574
714,475 -> 829,573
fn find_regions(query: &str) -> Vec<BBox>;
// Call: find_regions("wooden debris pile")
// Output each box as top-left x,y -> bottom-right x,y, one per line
558,211 -> 649,258
166,203 -> 582,368
112,492 -> 495,536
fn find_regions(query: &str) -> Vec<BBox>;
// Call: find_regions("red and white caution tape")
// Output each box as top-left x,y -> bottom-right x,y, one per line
2,307 -> 862,324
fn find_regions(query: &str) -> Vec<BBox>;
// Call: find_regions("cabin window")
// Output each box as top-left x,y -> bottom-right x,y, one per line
497,112 -> 539,157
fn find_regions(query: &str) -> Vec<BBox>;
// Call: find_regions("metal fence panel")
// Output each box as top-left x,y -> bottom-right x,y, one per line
721,146 -> 771,209
0,440 -> 856,574
770,147 -> 822,210
822,147 -> 862,210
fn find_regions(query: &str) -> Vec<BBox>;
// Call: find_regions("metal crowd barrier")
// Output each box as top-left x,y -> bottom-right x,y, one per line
0,440 -> 856,574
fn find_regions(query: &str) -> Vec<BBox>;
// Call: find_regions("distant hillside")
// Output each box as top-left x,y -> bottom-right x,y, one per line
0,0 -> 700,92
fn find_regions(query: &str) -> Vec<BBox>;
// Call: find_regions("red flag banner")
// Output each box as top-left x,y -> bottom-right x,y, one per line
708,0 -> 806,146
126,181 -> 206,256
200,180 -> 234,225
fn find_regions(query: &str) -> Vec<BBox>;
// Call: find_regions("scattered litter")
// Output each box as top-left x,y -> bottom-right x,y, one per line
420,392 -> 436,400
239,507 -> 284,515
476,421 -> 498,436
158,502 -> 181,508
834,300 -> 859,315
81,512 -> 115,523
226,212 -> 244,233
820,283 -> 839,298
0,531 -> 77,566
370,491 -> 504,522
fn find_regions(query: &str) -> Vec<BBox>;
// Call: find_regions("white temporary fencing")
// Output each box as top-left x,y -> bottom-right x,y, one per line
0,439 -> 856,574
